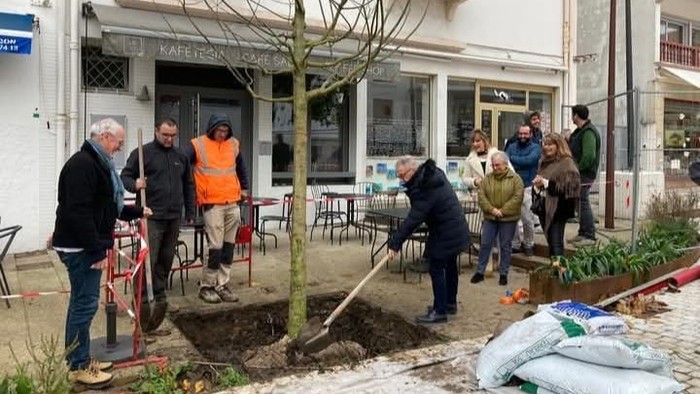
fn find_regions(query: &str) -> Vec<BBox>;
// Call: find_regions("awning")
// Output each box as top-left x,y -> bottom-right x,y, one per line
93,4 -> 399,81
0,12 -> 34,55
660,66 -> 700,89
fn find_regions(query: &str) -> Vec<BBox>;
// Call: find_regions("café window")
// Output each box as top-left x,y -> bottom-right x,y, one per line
663,99 -> 700,175
367,75 -> 431,157
272,74 -> 350,185
479,86 -> 526,106
528,91 -> 553,132
447,79 -> 476,157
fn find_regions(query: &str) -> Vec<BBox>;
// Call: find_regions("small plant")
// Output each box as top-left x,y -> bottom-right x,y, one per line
131,364 -> 191,394
217,367 -> 249,389
0,335 -> 75,394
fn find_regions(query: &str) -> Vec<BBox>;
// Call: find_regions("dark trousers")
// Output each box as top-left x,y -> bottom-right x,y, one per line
477,220 -> 517,276
429,254 -> 459,315
543,216 -> 567,258
579,178 -> 596,239
59,251 -> 102,370
140,218 -> 180,301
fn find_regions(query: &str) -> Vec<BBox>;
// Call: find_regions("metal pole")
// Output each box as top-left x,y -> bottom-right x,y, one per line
605,0 -> 617,229
625,0 -> 634,169
631,88 -> 641,253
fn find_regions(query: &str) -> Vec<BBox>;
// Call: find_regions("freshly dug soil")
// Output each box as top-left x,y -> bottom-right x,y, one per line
172,293 -> 445,380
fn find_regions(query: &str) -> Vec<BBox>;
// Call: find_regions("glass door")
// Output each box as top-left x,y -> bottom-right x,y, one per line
478,105 -> 526,150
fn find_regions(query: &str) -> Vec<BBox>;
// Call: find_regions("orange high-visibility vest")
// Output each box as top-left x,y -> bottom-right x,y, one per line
191,136 -> 241,205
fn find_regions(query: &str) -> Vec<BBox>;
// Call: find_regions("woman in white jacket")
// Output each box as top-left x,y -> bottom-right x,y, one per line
462,130 -> 498,190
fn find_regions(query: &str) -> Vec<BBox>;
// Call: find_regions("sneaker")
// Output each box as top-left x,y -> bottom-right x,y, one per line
199,287 -> 222,304
415,310 -> 447,324
523,247 -> 534,257
89,358 -> 113,372
574,238 -> 596,247
470,273 -> 484,284
567,235 -> 586,243
499,275 -> 508,286
69,363 -> 113,389
426,304 -> 457,315
216,287 -> 240,303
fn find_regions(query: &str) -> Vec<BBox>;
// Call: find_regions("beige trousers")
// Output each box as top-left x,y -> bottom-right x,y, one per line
201,203 -> 241,290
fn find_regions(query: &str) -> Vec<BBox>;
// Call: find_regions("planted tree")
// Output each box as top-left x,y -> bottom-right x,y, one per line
175,0 -> 426,337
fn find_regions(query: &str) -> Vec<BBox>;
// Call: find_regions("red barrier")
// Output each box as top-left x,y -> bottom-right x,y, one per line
668,265 -> 700,288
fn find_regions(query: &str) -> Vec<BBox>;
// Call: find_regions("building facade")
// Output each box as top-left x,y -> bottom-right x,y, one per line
577,0 -> 700,219
0,0 -> 573,252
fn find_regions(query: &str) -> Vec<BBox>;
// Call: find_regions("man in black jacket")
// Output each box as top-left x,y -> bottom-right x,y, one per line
53,118 -> 151,388
388,157 -> 470,324
121,118 -> 195,324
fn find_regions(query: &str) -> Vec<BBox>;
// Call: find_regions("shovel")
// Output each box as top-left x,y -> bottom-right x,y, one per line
297,254 -> 390,354
136,127 -> 167,333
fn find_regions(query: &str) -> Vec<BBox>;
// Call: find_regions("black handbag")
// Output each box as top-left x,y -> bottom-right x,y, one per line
531,188 -> 546,217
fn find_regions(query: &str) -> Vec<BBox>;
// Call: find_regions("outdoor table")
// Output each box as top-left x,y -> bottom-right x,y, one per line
241,197 -> 281,246
326,193 -> 373,245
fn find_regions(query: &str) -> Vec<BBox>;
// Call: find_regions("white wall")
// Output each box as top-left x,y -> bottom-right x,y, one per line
0,1 -> 59,252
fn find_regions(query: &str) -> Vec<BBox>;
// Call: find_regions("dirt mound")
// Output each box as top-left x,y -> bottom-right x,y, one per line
242,336 -> 366,371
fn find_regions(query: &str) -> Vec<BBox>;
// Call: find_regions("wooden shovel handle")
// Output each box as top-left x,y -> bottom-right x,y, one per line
322,254 -> 391,327
137,128 -> 155,303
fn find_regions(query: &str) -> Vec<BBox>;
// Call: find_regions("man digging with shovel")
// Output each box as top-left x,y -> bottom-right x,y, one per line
121,118 -> 196,336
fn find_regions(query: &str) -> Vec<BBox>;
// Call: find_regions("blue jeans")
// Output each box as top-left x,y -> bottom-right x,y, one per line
59,251 -> 103,370
477,220 -> 517,276
429,254 -> 459,315
579,178 -> 596,239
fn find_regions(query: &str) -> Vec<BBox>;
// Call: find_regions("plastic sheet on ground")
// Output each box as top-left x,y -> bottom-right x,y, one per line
219,336 -> 496,393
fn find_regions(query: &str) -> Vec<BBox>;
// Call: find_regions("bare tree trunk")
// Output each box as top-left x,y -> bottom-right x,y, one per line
288,0 -> 309,339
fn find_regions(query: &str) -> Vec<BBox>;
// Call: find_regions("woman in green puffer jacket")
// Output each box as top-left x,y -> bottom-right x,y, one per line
471,151 -> 524,286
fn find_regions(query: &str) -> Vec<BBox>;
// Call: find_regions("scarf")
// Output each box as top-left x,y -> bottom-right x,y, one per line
88,139 -> 125,215
537,155 -> 580,232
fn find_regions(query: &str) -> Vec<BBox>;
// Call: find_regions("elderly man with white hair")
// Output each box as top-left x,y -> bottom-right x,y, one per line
471,151 -> 524,286
52,118 -> 152,388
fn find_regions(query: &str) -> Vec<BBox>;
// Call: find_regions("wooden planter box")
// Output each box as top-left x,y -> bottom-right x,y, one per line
529,250 -> 700,305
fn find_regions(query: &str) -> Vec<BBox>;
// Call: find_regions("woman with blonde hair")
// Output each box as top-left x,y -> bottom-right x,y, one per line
532,133 -> 581,258
462,130 -> 497,190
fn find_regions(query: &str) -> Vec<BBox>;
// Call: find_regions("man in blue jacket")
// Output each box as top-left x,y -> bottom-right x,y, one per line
505,124 -> 541,256
388,157 -> 470,324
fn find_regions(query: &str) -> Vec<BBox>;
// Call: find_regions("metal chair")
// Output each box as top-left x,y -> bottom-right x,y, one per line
310,183 -> 346,241
0,225 -> 22,308
259,193 -> 293,254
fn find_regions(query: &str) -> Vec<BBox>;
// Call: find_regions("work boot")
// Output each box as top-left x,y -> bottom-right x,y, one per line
567,235 -> 586,243
199,287 -> 221,304
470,273 -> 484,284
499,275 -> 508,286
523,247 -> 534,257
68,363 -> 113,389
89,358 -> 113,372
216,287 -> 239,303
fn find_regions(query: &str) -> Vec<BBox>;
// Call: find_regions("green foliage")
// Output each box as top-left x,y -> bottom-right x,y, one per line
217,367 -> 249,389
130,364 -> 191,394
537,191 -> 699,285
0,335 -> 74,394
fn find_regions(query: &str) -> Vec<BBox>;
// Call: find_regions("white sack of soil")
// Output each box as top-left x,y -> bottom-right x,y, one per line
555,336 -> 673,377
514,354 -> 684,394
476,311 -> 586,389
538,300 -> 628,335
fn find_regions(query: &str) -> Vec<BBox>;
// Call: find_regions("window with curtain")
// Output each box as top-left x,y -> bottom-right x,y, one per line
367,75 -> 431,157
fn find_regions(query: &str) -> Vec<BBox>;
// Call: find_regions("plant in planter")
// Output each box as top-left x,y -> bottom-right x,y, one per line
537,191 -> 699,287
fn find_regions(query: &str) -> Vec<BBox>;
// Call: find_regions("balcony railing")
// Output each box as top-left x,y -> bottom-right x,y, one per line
661,41 -> 700,68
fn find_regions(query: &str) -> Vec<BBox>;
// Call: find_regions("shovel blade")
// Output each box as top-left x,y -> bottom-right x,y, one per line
140,300 -> 168,333
296,316 -> 334,354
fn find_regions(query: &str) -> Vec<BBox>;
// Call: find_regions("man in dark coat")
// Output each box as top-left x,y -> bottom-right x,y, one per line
121,118 -> 195,329
388,157 -> 470,324
52,118 -> 151,388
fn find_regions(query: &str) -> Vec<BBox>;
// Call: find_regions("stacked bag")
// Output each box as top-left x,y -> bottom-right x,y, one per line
476,301 -> 684,394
